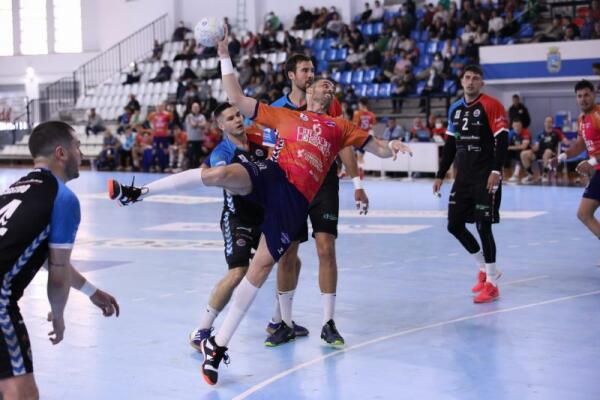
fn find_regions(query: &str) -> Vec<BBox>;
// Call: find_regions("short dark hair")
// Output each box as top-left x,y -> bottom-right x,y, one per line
359,97 -> 369,106
512,94 -> 520,99
512,117 -> 522,124
213,102 -> 233,119
284,54 -> 312,79
462,64 -> 484,78
574,79 -> 595,93
28,121 -> 75,158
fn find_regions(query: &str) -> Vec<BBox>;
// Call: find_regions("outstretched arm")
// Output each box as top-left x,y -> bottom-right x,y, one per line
363,138 -> 412,160
216,24 -> 257,118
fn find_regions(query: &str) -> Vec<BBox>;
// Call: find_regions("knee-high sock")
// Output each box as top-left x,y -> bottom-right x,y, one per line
141,168 -> 204,199
214,277 -> 258,347
277,290 -> 295,327
321,293 -> 336,325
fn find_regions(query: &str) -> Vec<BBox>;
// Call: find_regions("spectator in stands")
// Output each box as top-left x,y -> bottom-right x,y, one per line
520,116 -> 566,183
147,102 -> 173,172
264,11 -> 283,32
312,7 -> 331,29
166,103 -> 182,132
179,60 -> 198,81
167,126 -> 188,172
488,9 -> 504,38
563,25 -> 579,41
123,62 -> 142,85
293,6 -> 314,30
473,24 -> 489,44
562,16 -> 581,38
184,102 -> 208,169
96,130 -> 119,170
85,108 -> 105,136
461,23 -> 477,43
430,114 -> 447,141
591,0 -> 600,20
126,94 -> 141,112
386,30 -> 402,53
450,42 -> 469,71
172,21 -> 192,42
508,94 -> 531,128
152,40 -> 163,61
383,118 -> 405,141
118,127 -> 137,171
138,130 -> 154,172
201,124 -> 221,155
392,65 -> 416,112
174,38 -> 197,61
370,0 -> 385,22
343,26 -> 365,52
283,31 -> 302,53
365,43 -> 383,68
498,11 -> 520,38
359,3 -> 372,23
326,12 -> 345,37
531,15 -> 563,42
506,119 -> 531,183
419,67 -> 444,112
129,108 -> 144,127
116,107 -> 131,134
441,38 -> 456,62
411,117 -> 432,142
228,33 -> 242,58
592,20 -> 600,39
150,61 -> 173,83
242,31 -> 257,55
581,14 -> 596,39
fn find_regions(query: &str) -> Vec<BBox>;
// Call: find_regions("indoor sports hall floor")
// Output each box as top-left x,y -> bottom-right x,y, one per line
1,168 -> 599,400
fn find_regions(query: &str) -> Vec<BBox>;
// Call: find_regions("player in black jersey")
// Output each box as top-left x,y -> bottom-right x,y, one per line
188,103 -> 269,350
0,121 -> 119,399
433,65 -> 509,303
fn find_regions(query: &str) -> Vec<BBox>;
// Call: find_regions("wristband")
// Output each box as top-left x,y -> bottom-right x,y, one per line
589,157 -> 598,166
491,170 -> 501,176
352,176 -> 363,190
220,58 -> 234,75
80,281 -> 98,297
388,141 -> 395,151
557,153 -> 567,162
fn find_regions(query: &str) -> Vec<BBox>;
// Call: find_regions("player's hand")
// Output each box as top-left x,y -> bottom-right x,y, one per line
216,23 -> 230,58
90,289 -> 120,317
487,172 -> 501,194
576,160 -> 595,176
355,188 -> 369,215
433,178 -> 443,196
389,140 -> 412,161
48,314 -> 65,345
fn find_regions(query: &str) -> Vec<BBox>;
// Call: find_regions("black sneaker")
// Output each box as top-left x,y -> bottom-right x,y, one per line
321,319 -> 344,347
108,177 -> 146,206
264,321 -> 296,347
266,320 -> 309,337
200,336 -> 229,385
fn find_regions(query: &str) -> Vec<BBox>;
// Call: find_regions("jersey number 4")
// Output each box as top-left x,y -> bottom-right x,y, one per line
0,199 -> 22,237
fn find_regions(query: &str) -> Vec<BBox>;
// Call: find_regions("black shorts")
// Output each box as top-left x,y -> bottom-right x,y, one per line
296,169 -> 340,242
221,212 -> 261,268
448,179 -> 502,224
583,170 -> 600,202
0,306 -> 33,379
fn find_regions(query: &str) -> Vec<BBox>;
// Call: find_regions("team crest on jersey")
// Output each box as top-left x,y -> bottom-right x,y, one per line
324,120 -> 336,127
236,239 -> 246,247
255,149 -> 264,157
299,113 -> 309,122
454,110 -> 461,119
473,109 -> 480,117
547,46 -> 561,73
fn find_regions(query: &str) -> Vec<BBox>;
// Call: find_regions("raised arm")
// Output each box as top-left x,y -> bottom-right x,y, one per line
216,24 -> 257,118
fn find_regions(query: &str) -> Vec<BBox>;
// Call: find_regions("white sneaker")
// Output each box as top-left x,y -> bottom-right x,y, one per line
507,175 -> 519,183
542,175 -> 549,183
522,174 -> 535,184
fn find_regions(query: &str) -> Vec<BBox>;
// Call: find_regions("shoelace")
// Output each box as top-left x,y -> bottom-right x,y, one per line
119,176 -> 142,205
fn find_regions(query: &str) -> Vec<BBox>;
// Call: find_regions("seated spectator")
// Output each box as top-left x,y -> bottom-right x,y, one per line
473,25 -> 489,45
441,39 -> 456,62
85,108 -> 105,136
592,20 -> 600,39
392,65 -> 416,112
167,126 -> 188,172
359,3 -> 372,23
129,108 -> 144,127
520,116 -> 567,183
152,40 -> 163,61
150,61 -> 173,83
461,24 -> 477,43
118,127 -> 137,171
488,9 -> 504,38
326,12 -> 345,37
419,68 -> 444,111
179,60 -> 198,81
365,44 -> 382,68
581,14 -> 596,39
370,0 -> 384,22
242,32 -> 257,55
343,26 -> 365,52
123,62 -> 142,85
383,118 -> 405,141
562,16 -> 581,38
172,21 -> 192,42
293,6 -> 314,30
96,130 -> 119,170
126,94 -> 141,112
174,38 -> 197,61
264,11 -> 282,32
532,15 -> 563,43
563,25 -> 579,41
429,114 -> 447,140
410,117 -> 432,142
228,33 -> 242,58
506,119 -> 531,183
499,11 -> 520,38
137,130 -> 154,172
116,106 -> 132,134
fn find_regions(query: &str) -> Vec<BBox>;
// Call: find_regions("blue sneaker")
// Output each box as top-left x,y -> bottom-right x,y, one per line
321,319 -> 344,347
266,320 -> 309,337
189,327 -> 213,352
264,321 -> 296,347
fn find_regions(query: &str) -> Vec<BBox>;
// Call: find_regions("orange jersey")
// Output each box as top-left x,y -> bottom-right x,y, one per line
148,111 -> 172,137
174,130 -> 188,146
578,104 -> 600,170
252,103 -> 370,201
352,110 -> 377,131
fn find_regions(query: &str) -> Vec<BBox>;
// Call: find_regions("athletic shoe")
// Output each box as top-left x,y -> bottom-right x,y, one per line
264,321 -> 296,347
107,178 -> 146,205
507,175 -> 519,183
189,327 -> 213,352
266,320 -> 309,337
541,174 -> 549,183
474,282 -> 500,303
200,336 -> 229,385
320,319 -> 345,347
521,174 -> 536,184
472,270 -> 503,293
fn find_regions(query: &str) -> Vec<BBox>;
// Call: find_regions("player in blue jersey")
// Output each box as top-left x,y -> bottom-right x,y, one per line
0,121 -> 119,399
264,54 -> 369,347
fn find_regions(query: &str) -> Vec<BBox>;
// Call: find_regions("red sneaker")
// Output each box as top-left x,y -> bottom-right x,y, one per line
474,282 -> 499,303
471,271 -> 486,293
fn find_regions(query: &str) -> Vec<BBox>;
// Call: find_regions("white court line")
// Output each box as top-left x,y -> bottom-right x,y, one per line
158,293 -> 175,298
131,297 -> 146,302
502,275 -> 548,286
232,289 -> 600,400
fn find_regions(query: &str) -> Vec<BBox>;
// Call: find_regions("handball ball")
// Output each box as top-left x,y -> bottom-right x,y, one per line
195,17 -> 225,47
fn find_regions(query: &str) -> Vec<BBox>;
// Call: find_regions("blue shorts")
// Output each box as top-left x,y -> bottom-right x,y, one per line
240,160 -> 309,261
583,171 -> 600,202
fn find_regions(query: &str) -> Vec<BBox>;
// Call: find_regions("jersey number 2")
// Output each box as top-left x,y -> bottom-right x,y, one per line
0,199 -> 22,237
461,118 -> 469,131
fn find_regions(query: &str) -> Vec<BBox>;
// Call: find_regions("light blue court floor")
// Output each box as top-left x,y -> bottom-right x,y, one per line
1,168 -> 599,400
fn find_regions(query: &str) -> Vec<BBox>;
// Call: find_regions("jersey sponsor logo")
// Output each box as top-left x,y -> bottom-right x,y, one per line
2,185 -> 31,195
296,125 -> 332,157
473,109 -> 480,117
297,149 -> 324,172
322,212 -> 338,221
324,120 -> 336,128
299,113 -> 309,122
454,110 -> 461,119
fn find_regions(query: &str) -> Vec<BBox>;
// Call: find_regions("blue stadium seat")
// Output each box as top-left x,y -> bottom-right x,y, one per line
373,22 -> 384,35
363,68 -> 377,83
331,70 -> 342,83
316,50 -> 327,61
366,83 -> 379,98
336,47 -> 348,60
316,60 -> 329,74
416,41 -> 426,55
313,38 -> 325,51
413,66 -> 424,77
418,54 -> 431,68
436,40 -> 445,52
378,83 -> 393,98
443,80 -> 457,95
519,23 -> 534,38
410,30 -> 420,41
351,70 -> 364,84
427,41 -> 439,54
420,30 -> 429,41
324,38 -> 336,49
416,81 -> 426,95
502,37 -> 515,45
304,39 -> 313,48
416,8 -> 425,19
490,37 -> 501,45
326,49 -> 337,61
355,83 -> 368,97
362,23 -> 373,36
456,27 -> 465,37
340,71 -> 353,85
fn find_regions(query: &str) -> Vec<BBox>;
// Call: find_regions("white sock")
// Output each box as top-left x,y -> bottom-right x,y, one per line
321,293 -> 336,325
198,305 -> 219,330
513,164 -> 521,177
471,251 -> 485,272
142,168 -> 204,199
485,263 -> 498,285
271,294 -> 282,324
214,277 -> 258,347
277,290 -> 295,327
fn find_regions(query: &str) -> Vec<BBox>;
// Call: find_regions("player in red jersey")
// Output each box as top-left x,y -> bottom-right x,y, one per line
351,97 -> 377,178
107,25 -> 411,385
